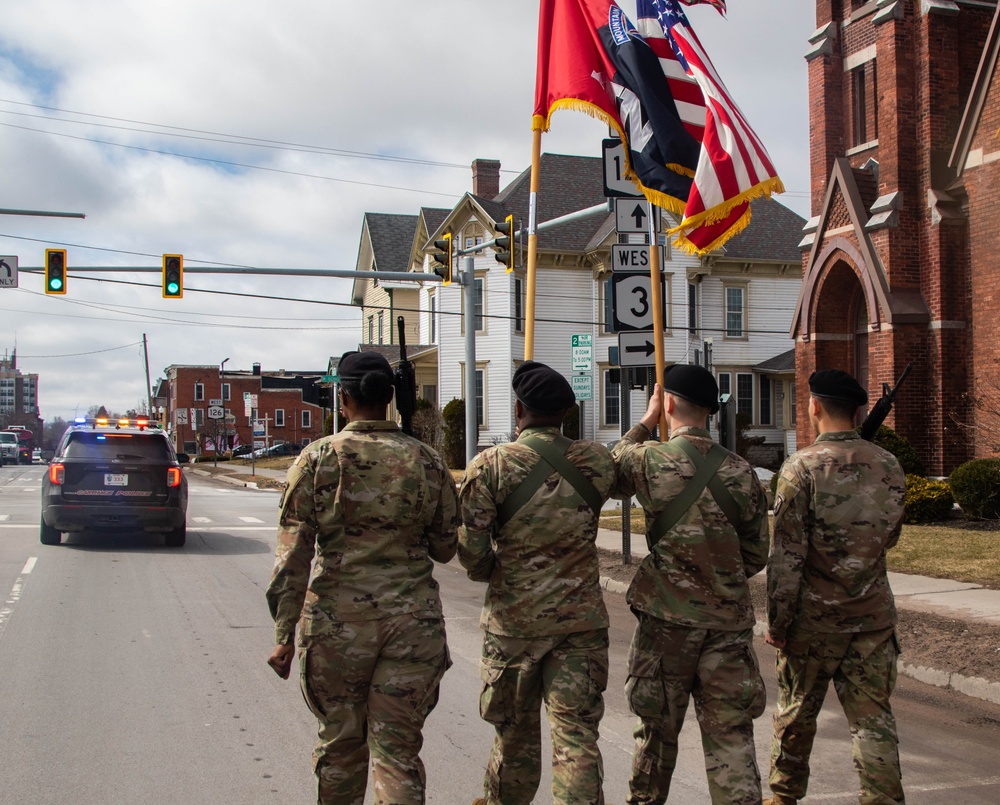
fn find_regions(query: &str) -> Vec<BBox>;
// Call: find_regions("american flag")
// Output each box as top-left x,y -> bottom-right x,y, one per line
678,0 -> 727,13
640,0 -> 783,252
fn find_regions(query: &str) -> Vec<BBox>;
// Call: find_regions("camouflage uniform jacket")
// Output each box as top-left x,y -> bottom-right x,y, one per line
613,425 -> 769,630
266,421 -> 459,645
458,426 -> 615,638
767,430 -> 905,642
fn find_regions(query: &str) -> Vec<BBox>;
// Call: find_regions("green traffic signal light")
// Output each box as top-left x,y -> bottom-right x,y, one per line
494,214 -> 516,272
431,233 -> 452,285
162,254 -> 183,298
45,249 -> 67,295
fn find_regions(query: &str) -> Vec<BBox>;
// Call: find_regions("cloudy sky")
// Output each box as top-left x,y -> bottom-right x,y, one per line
0,0 -> 815,423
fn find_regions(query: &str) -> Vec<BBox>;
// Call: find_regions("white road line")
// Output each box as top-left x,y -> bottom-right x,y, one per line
0,556 -> 37,641
238,516 -> 264,523
192,517 -> 212,523
198,526 -> 273,532
0,525 -> 36,529
0,514 -> 9,521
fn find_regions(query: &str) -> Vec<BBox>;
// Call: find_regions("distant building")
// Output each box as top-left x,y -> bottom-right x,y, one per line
0,348 -> 42,445
794,0 -> 1000,475
161,363 -> 327,456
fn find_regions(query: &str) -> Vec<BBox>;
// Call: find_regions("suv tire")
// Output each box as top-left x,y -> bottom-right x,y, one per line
164,525 -> 186,548
40,517 -> 62,545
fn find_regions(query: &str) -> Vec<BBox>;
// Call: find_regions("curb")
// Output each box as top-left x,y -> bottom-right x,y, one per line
599,575 -> 1000,706
189,467 -> 275,492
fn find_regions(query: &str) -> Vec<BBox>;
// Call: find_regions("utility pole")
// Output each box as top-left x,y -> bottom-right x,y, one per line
142,333 -> 153,417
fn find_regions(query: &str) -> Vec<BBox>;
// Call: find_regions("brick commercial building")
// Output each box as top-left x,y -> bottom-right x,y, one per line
793,0 -> 1000,475
0,349 -> 42,447
162,363 -> 327,456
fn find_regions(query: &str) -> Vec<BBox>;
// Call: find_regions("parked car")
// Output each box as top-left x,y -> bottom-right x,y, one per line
40,418 -> 189,547
250,441 -> 302,460
231,444 -> 254,457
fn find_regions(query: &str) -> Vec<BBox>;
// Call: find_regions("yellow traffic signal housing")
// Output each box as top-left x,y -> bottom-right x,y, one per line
494,214 -> 515,272
162,254 -> 183,298
431,232 -> 453,285
44,249 -> 67,294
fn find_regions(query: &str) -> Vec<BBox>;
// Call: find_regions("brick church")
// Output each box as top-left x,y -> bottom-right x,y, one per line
792,0 -> 1000,476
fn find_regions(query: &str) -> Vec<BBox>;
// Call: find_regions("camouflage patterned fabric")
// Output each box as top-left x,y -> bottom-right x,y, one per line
767,430 -> 905,641
459,425 -> 615,637
624,616 -> 765,805
299,613 -> 450,805
613,425 -> 769,629
769,628 -> 903,805
478,629 -> 609,805
459,425 -> 616,804
613,424 -> 769,804
767,430 -> 906,803
266,420 -> 459,805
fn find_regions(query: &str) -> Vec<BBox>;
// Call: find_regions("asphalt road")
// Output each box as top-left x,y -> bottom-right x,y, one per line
1,465 -> 999,804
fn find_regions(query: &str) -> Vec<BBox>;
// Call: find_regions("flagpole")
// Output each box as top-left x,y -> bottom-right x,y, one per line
524,128 -> 542,361
647,209 -> 668,437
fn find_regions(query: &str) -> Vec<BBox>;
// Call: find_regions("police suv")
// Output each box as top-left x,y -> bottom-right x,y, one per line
40,417 -> 189,547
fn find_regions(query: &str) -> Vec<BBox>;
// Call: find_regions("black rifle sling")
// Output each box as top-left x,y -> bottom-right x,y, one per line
495,434 -> 603,530
646,438 -> 740,552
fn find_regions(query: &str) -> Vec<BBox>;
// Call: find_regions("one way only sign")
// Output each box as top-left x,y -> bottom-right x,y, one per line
0,256 -> 17,288
618,331 -> 658,368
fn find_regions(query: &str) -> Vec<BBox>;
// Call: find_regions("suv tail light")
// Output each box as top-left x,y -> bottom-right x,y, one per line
167,467 -> 182,488
49,463 -> 65,485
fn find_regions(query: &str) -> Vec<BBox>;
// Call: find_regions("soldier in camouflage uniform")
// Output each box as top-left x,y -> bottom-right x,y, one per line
265,351 -> 459,805
612,365 -> 769,805
765,370 -> 906,805
459,361 -> 617,805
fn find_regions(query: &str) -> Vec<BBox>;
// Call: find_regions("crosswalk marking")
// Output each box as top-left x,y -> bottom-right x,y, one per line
192,517 -> 212,524
0,515 -> 9,521
238,516 -> 264,523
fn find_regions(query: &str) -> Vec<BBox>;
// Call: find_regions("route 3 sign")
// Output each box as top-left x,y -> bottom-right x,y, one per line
611,271 -> 667,331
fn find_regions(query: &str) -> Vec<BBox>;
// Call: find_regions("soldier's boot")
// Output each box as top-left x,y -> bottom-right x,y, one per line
471,799 -> 484,805
763,796 -> 797,805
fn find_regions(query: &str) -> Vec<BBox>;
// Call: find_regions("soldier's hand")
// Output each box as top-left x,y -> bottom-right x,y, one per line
268,644 -> 295,679
640,384 -> 664,432
764,633 -> 786,650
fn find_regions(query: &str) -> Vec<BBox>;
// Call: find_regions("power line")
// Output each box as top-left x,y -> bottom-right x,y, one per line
17,341 -> 144,359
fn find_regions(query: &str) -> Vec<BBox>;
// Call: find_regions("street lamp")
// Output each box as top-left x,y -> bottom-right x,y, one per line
215,359 -> 230,467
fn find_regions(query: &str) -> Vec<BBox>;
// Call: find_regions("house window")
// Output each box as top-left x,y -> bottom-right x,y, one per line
422,384 -> 437,407
724,286 -> 746,338
759,376 -> 772,426
789,381 -> 797,427
464,232 -> 485,253
603,370 -> 621,427
275,409 -> 285,428
194,383 -> 204,402
688,282 -> 698,333
851,65 -> 867,145
462,277 -> 485,333
476,369 -> 485,427
367,316 -> 374,344
736,373 -> 753,419
718,372 -> 731,399
302,410 -> 311,429
222,383 -> 230,402
514,276 -> 524,333
429,293 -> 437,343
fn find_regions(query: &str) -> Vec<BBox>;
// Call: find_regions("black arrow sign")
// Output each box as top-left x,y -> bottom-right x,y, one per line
630,204 -> 648,229
0,259 -> 9,277
625,340 -> 655,357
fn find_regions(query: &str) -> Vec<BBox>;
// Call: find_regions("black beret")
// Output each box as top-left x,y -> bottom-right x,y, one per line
809,369 -> 868,407
664,363 -> 720,414
338,351 -> 392,383
512,361 -> 576,414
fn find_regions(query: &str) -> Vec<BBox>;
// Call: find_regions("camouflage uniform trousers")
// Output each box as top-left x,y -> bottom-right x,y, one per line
624,613 -> 766,805
297,612 -> 450,805
477,628 -> 609,805
769,627 -> 903,805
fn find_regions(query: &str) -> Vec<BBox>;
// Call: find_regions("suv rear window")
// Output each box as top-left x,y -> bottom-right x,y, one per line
64,432 -> 172,461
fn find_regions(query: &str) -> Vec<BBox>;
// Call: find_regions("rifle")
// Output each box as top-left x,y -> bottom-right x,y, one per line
859,363 -> 913,441
394,316 -> 417,436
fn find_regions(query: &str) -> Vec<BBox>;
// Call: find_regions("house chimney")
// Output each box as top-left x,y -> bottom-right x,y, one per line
472,159 -> 501,199
252,362 -> 261,376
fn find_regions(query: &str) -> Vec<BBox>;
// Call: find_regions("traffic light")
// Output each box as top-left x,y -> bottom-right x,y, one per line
162,254 -> 183,298
44,249 -> 67,295
431,232 -> 453,285
494,214 -> 516,272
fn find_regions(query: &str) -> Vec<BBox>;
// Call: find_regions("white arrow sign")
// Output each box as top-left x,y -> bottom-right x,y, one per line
0,256 -> 18,288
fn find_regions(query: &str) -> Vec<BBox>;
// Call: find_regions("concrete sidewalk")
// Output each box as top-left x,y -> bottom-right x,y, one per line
595,527 -> 1000,704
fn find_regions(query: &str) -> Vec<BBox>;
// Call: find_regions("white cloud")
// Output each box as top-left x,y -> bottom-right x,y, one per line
0,0 -> 813,422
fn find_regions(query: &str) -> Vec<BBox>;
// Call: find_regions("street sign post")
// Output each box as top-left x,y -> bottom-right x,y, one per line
571,334 -> 593,372
0,256 -> 18,288
617,331 -> 658,368
611,272 -> 667,331
571,374 -> 593,401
